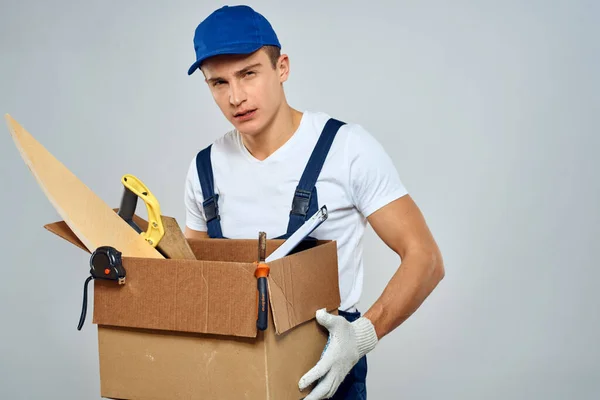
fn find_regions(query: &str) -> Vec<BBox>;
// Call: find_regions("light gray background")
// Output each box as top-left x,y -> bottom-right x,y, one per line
1,0 -> 598,399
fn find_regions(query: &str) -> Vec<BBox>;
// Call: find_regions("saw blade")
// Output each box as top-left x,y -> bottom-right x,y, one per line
5,113 -> 164,259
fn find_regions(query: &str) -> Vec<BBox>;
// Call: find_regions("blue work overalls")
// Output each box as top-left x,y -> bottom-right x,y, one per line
195,118 -> 368,400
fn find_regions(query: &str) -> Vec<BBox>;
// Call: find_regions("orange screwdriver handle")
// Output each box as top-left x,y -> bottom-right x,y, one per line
255,262 -> 270,331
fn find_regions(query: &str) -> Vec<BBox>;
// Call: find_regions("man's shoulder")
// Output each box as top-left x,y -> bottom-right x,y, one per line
303,110 -> 371,139
185,128 -> 239,176
204,128 -> 239,150
307,111 -> 381,150
189,128 -> 241,159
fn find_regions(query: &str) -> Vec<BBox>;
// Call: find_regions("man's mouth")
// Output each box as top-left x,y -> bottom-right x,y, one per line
234,109 -> 256,118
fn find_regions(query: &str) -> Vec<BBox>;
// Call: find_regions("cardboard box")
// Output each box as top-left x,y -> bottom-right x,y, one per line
44,215 -> 341,400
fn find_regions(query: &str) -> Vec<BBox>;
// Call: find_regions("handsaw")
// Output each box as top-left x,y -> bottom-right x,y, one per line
117,173 -> 196,260
5,114 -> 164,259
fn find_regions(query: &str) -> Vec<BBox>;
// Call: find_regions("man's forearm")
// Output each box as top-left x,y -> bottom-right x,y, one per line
363,249 -> 444,340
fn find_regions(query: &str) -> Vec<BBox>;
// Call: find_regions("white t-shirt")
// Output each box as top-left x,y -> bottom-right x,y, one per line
184,110 -> 408,311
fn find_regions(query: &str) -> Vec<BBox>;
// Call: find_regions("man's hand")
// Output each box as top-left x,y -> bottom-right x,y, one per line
298,308 -> 378,399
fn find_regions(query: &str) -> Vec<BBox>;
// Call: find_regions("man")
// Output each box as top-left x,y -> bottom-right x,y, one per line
183,5 -> 444,400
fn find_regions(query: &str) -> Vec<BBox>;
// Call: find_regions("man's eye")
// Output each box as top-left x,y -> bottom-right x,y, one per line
245,71 -> 255,76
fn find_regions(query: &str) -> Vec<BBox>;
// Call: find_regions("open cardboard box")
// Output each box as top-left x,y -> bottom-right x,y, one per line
44,214 -> 341,400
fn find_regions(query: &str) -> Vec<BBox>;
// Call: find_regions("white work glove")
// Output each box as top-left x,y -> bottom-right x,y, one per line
298,308 -> 379,399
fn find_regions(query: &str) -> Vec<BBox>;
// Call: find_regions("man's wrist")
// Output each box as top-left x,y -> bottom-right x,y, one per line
363,303 -> 385,340
353,317 -> 379,357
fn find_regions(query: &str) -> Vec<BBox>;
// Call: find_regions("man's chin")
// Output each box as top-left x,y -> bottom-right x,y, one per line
232,119 -> 262,136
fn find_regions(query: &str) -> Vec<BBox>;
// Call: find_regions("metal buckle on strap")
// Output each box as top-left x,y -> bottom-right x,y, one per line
202,193 -> 220,222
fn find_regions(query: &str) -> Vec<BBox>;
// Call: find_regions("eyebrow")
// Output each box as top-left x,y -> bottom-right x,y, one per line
206,62 -> 263,83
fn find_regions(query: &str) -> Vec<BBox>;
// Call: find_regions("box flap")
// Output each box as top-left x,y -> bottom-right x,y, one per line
44,210 -> 151,254
268,240 -> 341,334
93,257 -> 259,338
44,220 -> 90,253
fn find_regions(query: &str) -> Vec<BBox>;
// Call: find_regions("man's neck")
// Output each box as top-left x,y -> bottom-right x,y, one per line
240,105 -> 303,161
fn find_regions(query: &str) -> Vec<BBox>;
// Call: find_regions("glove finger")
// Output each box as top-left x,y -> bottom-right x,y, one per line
303,371 -> 337,400
315,308 -> 337,329
324,372 -> 344,399
298,355 -> 334,391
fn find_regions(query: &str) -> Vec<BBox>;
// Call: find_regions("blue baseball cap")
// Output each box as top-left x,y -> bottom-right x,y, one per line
187,5 -> 281,75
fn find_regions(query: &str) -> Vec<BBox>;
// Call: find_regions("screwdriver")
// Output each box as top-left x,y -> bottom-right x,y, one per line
255,231 -> 269,331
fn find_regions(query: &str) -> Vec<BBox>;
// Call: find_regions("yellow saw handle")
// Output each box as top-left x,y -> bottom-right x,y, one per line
118,174 -> 165,247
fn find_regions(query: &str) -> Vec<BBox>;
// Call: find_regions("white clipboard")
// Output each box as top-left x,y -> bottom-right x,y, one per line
265,205 -> 328,262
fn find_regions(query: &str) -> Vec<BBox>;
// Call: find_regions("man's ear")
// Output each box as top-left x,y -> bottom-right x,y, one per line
277,54 -> 290,83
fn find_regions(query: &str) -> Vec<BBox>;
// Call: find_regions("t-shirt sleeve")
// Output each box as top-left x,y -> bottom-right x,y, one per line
346,124 -> 409,217
184,157 -> 208,232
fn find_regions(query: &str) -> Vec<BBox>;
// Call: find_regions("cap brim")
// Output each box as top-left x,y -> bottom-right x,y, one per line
187,43 -> 273,75
187,59 -> 203,75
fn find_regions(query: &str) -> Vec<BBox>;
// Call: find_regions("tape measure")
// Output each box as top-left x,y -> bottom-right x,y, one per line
77,246 -> 126,331
89,246 -> 126,283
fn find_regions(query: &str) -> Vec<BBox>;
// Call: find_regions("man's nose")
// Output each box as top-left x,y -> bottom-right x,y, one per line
229,81 -> 246,106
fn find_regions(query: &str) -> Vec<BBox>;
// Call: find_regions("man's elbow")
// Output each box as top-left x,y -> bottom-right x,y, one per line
403,244 -> 444,283
411,245 -> 444,284
430,248 -> 445,284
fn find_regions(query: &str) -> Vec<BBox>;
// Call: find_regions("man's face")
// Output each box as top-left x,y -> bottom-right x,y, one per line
200,48 -> 289,136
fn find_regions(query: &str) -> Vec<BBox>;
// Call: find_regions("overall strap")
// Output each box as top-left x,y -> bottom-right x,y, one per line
285,118 -> 346,236
195,145 -> 225,238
